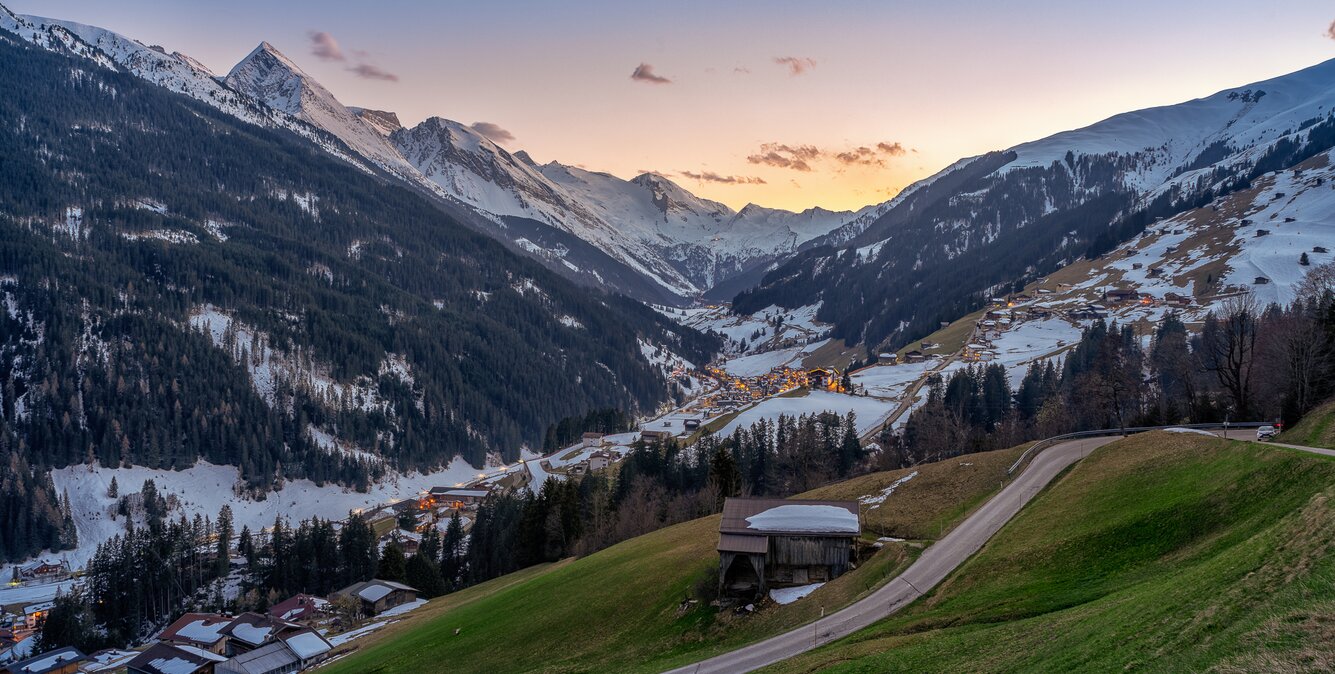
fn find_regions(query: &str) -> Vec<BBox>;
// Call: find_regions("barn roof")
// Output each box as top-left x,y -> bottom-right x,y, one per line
718,533 -> 768,553
719,498 -> 860,537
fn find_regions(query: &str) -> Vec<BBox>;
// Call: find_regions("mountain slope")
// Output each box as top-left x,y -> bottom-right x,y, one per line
764,432 -> 1335,673
318,445 -> 1027,674
737,59 -> 1335,350
0,25 -> 716,490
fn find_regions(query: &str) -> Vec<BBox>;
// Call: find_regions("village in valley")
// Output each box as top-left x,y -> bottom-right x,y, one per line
3,221 -> 1322,673
0,280 -> 1222,672
2,166 -> 1329,672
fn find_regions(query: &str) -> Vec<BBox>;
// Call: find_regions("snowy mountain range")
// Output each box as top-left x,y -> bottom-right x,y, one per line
0,3 -> 871,303
387,117 -> 871,298
739,58 -> 1335,350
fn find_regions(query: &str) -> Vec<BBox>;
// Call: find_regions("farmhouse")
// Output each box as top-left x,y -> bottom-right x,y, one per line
15,561 -> 71,584
21,602 -> 53,630
580,432 -> 604,448
0,646 -> 87,674
266,595 -> 328,625
159,613 -> 233,655
218,613 -> 302,656
332,579 -> 419,616
212,631 -> 331,674
639,429 -> 674,442
807,368 -> 831,388
1163,292 -> 1193,308
126,642 -> 226,674
717,498 -> 861,597
587,450 -> 614,471
1103,287 -> 1139,304
428,487 -> 490,510
902,350 -> 925,363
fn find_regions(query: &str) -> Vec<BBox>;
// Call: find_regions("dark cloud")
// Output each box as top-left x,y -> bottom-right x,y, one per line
308,31 -> 344,61
1328,19 -> 1335,40
347,63 -> 398,81
876,142 -> 907,156
470,122 -> 515,144
679,170 -> 766,185
733,66 -> 751,75
630,63 -> 672,84
773,56 -> 817,76
747,143 -> 821,171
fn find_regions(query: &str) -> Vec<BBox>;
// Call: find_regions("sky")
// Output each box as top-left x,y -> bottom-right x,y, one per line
10,1 -> 1335,212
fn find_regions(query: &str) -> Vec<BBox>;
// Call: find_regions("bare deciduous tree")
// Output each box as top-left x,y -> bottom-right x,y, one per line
1196,294 -> 1259,418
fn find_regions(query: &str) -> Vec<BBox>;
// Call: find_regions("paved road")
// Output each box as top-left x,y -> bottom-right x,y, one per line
1218,428 -> 1335,457
664,436 -> 1116,674
665,430 -> 1335,674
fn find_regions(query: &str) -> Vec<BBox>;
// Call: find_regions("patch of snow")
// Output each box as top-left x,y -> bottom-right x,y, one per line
715,391 -> 893,438
376,598 -> 427,617
1164,427 -> 1220,437
745,504 -> 859,533
769,582 -> 825,605
858,471 -> 919,509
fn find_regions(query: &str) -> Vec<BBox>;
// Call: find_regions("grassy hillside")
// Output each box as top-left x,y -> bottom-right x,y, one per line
762,431 -> 1335,673
1280,398 -> 1335,450
321,445 -> 1023,673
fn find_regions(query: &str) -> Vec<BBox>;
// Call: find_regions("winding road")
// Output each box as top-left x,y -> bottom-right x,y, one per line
665,429 -> 1333,674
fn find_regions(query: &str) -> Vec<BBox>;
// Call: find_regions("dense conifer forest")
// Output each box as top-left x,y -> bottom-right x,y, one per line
0,30 -> 716,561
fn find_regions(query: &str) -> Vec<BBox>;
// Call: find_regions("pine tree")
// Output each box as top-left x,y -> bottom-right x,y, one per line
378,542 -> 407,581
216,505 -> 234,577
441,513 -> 465,590
238,525 -> 256,567
396,507 -> 417,532
107,476 -> 118,499
404,551 -> 446,598
708,445 -> 741,505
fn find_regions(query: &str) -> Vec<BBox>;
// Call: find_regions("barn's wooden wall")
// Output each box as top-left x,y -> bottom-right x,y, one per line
768,536 -> 852,571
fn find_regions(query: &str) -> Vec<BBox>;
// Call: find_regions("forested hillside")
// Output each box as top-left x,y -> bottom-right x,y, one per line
0,29 -> 715,560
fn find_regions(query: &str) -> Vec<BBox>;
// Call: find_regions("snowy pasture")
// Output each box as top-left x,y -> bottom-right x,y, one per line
714,391 -> 894,438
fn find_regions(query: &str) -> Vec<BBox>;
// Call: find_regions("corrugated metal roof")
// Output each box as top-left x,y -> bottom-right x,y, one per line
218,641 -> 298,674
718,533 -> 768,554
719,497 -> 860,536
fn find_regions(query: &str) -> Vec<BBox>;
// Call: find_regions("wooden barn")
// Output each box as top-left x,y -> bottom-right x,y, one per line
717,498 -> 861,597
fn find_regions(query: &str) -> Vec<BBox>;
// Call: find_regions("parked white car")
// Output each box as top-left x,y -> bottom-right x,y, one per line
1256,425 -> 1278,441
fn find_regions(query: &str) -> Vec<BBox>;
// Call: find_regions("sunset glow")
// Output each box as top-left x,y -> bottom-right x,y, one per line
16,0 -> 1335,212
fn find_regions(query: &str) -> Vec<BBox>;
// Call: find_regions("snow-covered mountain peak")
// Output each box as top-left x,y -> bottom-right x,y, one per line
225,41 -> 415,177
349,107 -> 402,136
226,42 -> 317,116
512,150 -> 539,167
243,41 -> 305,76
628,172 -> 731,218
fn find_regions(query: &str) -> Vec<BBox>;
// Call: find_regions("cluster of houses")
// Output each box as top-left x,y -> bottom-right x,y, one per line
699,365 -> 810,411
1,580 -> 419,674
